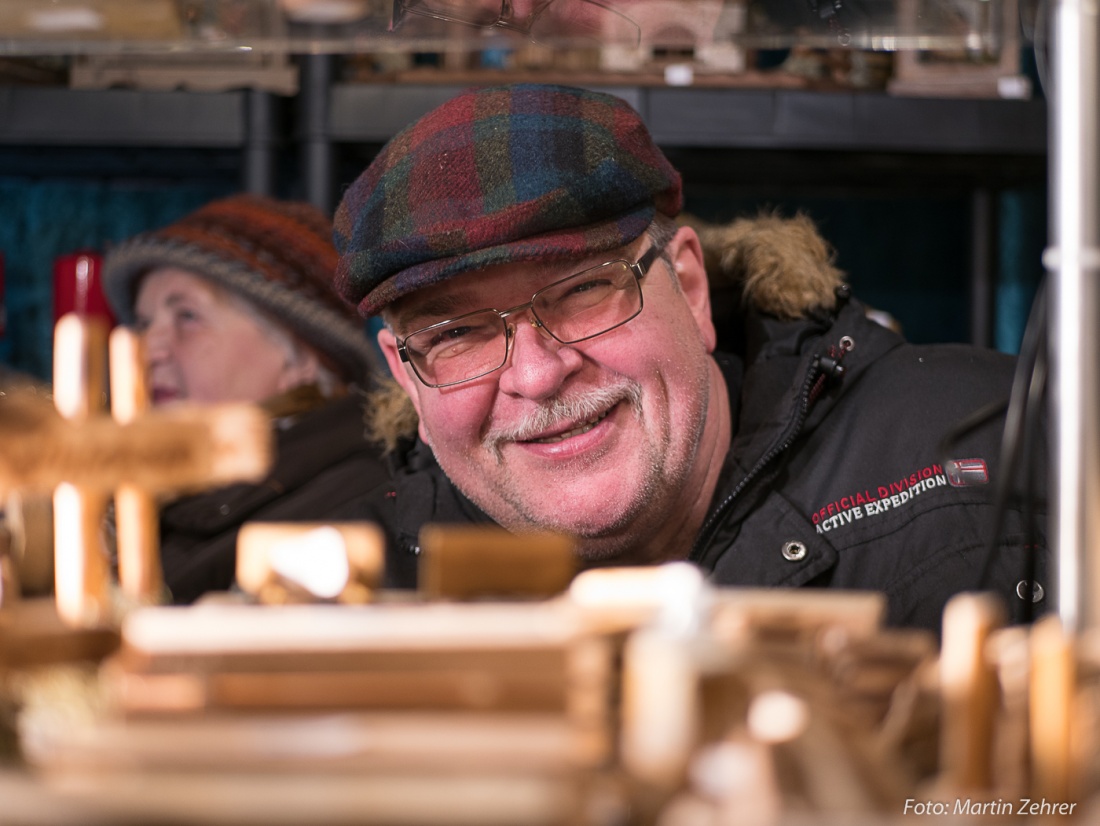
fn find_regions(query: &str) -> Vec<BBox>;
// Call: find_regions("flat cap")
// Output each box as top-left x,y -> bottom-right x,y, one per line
333,83 -> 682,317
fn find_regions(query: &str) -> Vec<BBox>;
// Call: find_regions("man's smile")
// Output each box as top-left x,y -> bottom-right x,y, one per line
524,409 -> 612,444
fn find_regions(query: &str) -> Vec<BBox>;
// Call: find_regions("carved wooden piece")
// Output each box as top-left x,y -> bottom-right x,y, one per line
52,314 -> 112,627
14,561 -> 1029,824
0,394 -> 272,496
0,597 -> 119,670
1,313 -> 272,628
108,327 -> 163,605
3,492 -> 54,596
10,598 -> 620,813
418,524 -> 577,600
236,522 -> 385,604
621,627 -> 700,789
0,524 -> 15,609
938,592 -> 1005,792
1,765 -> 589,826
104,602 -> 612,751
1030,614 -> 1077,803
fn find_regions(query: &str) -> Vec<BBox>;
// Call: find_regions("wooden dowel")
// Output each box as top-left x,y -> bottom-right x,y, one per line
108,327 -> 163,604
1030,614 -> 1076,802
939,592 -> 1004,791
52,313 -> 111,627
53,481 -> 111,627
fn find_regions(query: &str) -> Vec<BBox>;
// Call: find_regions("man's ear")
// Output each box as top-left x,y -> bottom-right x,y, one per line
377,326 -> 431,444
668,225 -> 717,353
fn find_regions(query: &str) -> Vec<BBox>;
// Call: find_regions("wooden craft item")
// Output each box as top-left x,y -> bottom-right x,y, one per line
0,525 -> 15,609
567,563 -> 711,634
817,626 -> 937,696
3,491 -> 54,596
52,313 -> 112,628
0,597 -> 119,670
986,625 -> 1032,797
1,313 -> 272,627
116,601 -> 587,658
1030,613 -> 1077,802
236,521 -> 385,604
42,599 -> 622,784
938,592 -> 1005,792
676,739 -> 782,826
23,708 -> 587,774
710,588 -> 886,642
620,626 -> 700,789
0,394 -> 273,497
418,524 -> 577,600
3,762 -> 589,826
108,326 -> 162,605
104,601 -> 612,743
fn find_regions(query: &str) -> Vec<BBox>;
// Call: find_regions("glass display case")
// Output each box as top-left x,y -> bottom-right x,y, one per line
0,0 -> 1034,57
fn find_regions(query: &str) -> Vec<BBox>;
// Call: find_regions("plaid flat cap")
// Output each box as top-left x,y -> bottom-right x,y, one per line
333,83 -> 683,317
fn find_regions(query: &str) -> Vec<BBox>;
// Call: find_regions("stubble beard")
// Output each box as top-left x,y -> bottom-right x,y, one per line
465,374 -> 709,564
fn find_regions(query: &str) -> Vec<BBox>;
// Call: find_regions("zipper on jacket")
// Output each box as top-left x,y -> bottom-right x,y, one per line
689,357 -> 826,564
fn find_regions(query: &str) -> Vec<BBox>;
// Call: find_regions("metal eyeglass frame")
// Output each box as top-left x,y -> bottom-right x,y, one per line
396,243 -> 664,388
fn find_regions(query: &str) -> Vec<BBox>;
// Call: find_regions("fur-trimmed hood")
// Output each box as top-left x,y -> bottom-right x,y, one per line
682,211 -> 845,320
366,212 -> 847,452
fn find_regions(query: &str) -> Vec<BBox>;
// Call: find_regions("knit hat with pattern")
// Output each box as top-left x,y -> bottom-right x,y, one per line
333,83 -> 683,318
104,194 -> 378,387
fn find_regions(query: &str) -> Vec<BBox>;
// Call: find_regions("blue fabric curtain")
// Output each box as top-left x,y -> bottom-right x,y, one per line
997,187 -> 1047,355
684,190 -> 1046,354
0,179 -> 233,380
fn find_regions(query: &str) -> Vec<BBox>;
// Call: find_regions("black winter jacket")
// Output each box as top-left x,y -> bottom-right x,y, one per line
153,391 -> 389,604
367,287 -> 1048,634
696,290 -> 1047,631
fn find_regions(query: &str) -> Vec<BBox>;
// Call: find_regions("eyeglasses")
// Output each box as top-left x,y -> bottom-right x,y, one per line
391,0 -> 641,47
396,244 -> 663,388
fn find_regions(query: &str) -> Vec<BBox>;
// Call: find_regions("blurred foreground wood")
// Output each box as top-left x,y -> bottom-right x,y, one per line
5,570 -> 1100,825
0,312 -> 273,628
1,518 -> 1096,825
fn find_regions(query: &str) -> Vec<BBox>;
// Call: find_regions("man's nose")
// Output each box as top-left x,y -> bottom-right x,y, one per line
505,0 -> 539,21
496,318 -> 581,400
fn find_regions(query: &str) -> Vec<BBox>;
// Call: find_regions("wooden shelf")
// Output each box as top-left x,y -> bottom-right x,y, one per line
328,82 -> 1046,156
0,88 -> 248,147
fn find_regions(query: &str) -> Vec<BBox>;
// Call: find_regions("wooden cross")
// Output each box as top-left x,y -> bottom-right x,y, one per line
0,312 -> 273,627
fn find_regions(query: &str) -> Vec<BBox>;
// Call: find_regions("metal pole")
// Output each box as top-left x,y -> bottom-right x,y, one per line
299,53 -> 334,214
970,187 -> 997,348
244,89 -> 277,196
1050,0 -> 1100,632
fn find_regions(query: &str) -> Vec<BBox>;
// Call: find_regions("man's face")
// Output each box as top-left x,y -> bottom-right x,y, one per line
378,227 -> 722,564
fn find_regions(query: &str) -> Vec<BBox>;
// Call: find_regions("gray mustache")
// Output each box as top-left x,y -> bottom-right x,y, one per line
484,382 -> 642,448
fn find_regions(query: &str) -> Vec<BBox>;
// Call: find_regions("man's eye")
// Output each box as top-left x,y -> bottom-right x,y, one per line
428,325 -> 474,347
565,277 -> 612,296
417,319 -> 499,361
556,278 -> 616,309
